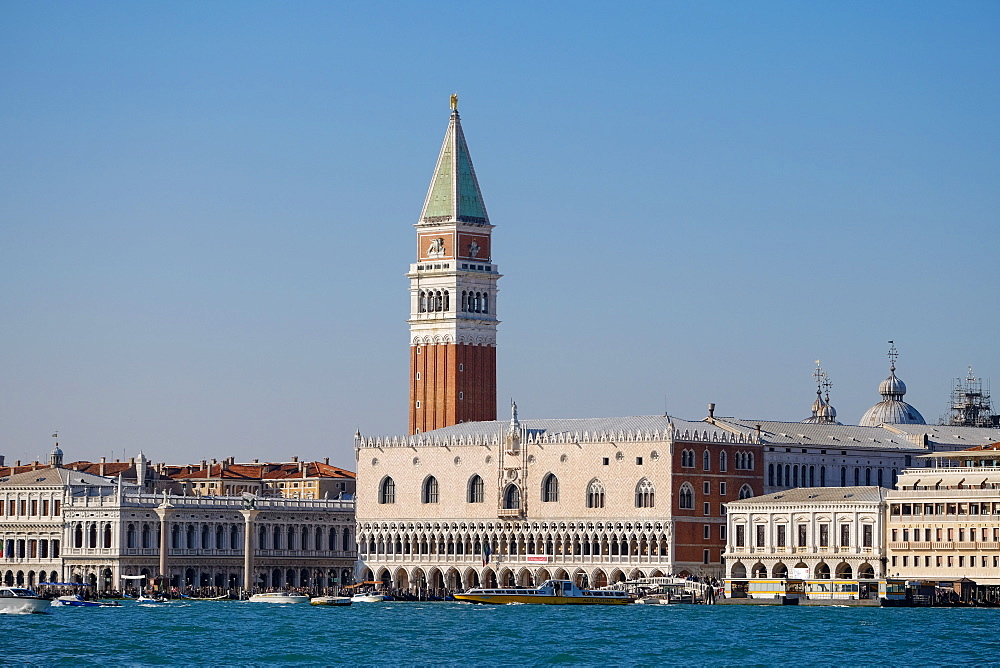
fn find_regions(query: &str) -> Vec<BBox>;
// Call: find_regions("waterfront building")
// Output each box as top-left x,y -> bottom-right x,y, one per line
162,458 -> 356,499
408,96 -> 499,434
885,443 -> 1000,585
354,409 -> 763,592
722,486 -> 888,600
1,446 -> 357,593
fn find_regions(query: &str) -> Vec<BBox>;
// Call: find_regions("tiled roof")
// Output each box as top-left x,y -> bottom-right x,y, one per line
0,466 -> 115,487
730,486 -> 888,505
165,461 -> 355,481
881,424 -> 1000,448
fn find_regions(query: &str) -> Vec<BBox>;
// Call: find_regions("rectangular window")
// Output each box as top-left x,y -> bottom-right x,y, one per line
415,400 -> 421,408
903,556 -> 909,567
54,501 -> 60,515
948,556 -> 954,567
903,529 -> 909,541
458,363 -> 463,371
736,524 -> 745,547
636,457 -> 643,465
959,528 -> 965,542
415,372 -> 421,380
959,556 -> 965,567
892,556 -> 897,567
840,524 -> 850,547
937,556 -> 942,567
948,528 -> 954,541
756,524 -> 765,548
703,481 -> 710,495
936,528 -> 943,541
459,392 -> 464,400
863,525 -> 873,548
30,500 -> 37,516
720,525 -> 727,541
703,549 -> 710,564
602,457 -> 609,466
719,482 -> 727,496
819,524 -> 829,547
777,525 -> 786,548
720,504 -> 727,516
891,529 -> 898,541
798,524 -> 807,547
704,524 -> 711,539
703,502 -> 711,516
19,500 -> 26,516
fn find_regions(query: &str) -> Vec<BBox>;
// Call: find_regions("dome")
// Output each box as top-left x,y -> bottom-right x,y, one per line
859,400 -> 925,426
821,402 -> 837,420
859,345 -> 925,426
50,445 -> 63,457
878,373 -> 906,398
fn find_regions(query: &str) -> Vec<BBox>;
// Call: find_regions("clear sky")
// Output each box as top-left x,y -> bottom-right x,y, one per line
2,1 -> 998,470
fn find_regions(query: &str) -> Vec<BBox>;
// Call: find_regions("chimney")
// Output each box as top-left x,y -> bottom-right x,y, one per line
291,456 -> 298,463
129,457 -> 135,466
252,459 -> 259,464
15,460 -> 20,466
211,458 -> 217,465
323,457 -> 329,465
99,457 -> 106,477
708,403 -> 716,419
755,424 -> 762,439
200,460 -> 206,471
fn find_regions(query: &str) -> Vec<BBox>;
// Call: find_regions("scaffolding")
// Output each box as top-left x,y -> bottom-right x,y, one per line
945,367 -> 999,428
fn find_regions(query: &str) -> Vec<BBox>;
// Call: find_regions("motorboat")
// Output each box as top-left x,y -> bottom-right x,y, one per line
350,591 -> 388,603
454,579 -> 632,605
54,594 -> 120,607
247,591 -> 310,604
136,595 -> 169,604
0,587 -> 53,614
310,596 -> 352,606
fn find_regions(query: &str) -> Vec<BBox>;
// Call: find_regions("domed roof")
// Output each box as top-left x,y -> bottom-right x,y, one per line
878,372 -> 906,398
50,445 -> 63,456
859,344 -> 925,426
859,400 -> 925,426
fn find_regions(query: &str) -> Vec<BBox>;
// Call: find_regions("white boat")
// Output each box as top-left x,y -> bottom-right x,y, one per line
55,594 -> 120,607
136,595 -> 168,604
310,596 -> 352,606
454,579 -> 632,605
0,587 -> 52,614
350,592 -> 388,603
248,591 -> 310,604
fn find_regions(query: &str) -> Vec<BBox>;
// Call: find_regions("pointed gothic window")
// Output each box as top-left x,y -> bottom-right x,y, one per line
678,483 -> 693,509
468,475 -> 484,503
503,484 -> 520,509
703,450 -> 711,471
739,484 -> 754,500
586,479 -> 605,508
482,293 -> 489,313
719,451 -> 728,472
379,476 -> 395,504
423,476 -> 439,504
443,290 -> 450,311
636,478 -> 655,508
542,473 -> 559,502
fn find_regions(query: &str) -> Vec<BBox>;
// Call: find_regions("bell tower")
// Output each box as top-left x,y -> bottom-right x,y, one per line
408,97 -> 499,434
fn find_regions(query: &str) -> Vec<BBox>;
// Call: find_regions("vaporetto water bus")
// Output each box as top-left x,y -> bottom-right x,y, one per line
454,579 -> 632,605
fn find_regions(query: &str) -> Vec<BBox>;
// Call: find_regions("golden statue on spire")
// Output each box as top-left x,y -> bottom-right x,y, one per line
450,93 -> 458,111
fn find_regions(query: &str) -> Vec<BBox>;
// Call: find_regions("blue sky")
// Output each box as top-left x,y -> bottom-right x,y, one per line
2,1 -> 998,469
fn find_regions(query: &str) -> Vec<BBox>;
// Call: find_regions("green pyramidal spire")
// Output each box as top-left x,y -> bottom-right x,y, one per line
419,104 -> 490,225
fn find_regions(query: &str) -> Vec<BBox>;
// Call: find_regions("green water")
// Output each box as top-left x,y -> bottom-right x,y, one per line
3,600 -> 995,665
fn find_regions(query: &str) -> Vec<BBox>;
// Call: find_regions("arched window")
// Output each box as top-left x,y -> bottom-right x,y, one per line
820,465 -> 826,486
809,466 -> 815,487
126,525 -> 136,549
719,451 -> 728,472
503,484 -> 520,509
468,475 -> 484,503
776,464 -> 783,487
141,524 -> 151,549
231,526 -> 239,550
877,468 -> 884,487
419,291 -> 427,313
841,466 -> 847,487
482,294 -> 488,313
854,468 -> 860,486
739,484 -> 754,500
703,450 -> 711,471
635,478 -> 655,508
379,477 -> 395,504
542,473 -> 559,502
677,482 -> 693,509
443,290 -> 449,311
865,467 -> 871,485
768,463 -> 775,487
422,476 -> 439,504
784,464 -> 790,484
793,465 -> 799,487
586,479 -> 605,508
461,291 -> 467,312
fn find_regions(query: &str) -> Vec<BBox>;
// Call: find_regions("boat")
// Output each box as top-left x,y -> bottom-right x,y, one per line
350,592 -> 388,603
136,595 -> 169,604
54,594 -> 120,607
247,592 -> 310,604
454,579 -> 632,605
0,587 -> 53,614
310,596 -> 352,606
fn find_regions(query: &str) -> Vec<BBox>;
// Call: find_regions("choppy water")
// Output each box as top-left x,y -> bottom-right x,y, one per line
2,600 -> 997,665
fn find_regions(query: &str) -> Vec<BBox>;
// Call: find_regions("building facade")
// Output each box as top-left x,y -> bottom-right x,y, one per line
355,412 -> 763,593
723,486 -> 888,600
885,444 -> 1000,584
409,99 -> 499,434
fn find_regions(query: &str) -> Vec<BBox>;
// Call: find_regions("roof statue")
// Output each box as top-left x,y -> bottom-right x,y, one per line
419,96 -> 489,225
859,341 -> 926,426
802,361 -> 840,424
